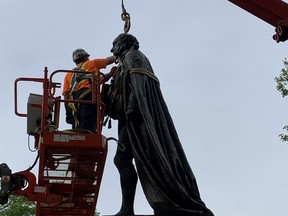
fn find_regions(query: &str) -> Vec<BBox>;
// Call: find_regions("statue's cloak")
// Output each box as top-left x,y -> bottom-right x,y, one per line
120,49 -> 214,216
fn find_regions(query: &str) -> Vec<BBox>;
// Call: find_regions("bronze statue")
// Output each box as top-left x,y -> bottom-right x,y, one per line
108,33 -> 214,216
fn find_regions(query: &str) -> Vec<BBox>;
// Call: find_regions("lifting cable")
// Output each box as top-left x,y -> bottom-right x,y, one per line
121,0 -> 131,33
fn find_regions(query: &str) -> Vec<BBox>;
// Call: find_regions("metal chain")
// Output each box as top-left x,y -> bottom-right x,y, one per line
121,0 -> 131,33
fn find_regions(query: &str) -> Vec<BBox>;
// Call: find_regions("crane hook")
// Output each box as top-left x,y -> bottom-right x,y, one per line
121,0 -> 131,33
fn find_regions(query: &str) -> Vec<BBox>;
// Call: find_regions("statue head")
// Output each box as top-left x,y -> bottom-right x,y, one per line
110,33 -> 139,57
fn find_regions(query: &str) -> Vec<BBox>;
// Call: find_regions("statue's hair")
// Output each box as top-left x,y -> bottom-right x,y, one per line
112,33 -> 139,57
117,33 -> 139,49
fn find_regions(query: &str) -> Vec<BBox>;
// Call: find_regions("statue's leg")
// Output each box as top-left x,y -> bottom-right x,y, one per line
114,124 -> 138,216
115,164 -> 137,215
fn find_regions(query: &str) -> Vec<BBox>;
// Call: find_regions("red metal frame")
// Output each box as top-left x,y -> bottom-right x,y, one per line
13,67 -> 108,216
228,0 -> 288,42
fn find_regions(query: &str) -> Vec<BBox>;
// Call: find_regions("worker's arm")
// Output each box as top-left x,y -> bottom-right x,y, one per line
102,66 -> 117,82
100,56 -> 117,82
106,56 -> 117,65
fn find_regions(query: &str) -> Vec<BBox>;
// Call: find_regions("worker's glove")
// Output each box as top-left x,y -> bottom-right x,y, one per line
110,66 -> 118,75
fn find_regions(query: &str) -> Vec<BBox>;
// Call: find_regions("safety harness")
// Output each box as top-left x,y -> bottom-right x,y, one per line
68,62 -> 93,128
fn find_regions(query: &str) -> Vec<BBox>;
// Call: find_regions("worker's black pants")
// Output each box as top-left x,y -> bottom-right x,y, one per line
73,88 -> 97,133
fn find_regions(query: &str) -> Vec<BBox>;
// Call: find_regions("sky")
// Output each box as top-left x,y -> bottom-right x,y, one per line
1,1 -> 288,216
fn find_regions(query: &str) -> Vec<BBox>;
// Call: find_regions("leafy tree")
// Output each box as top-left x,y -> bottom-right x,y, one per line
275,58 -> 288,141
0,195 -> 101,216
0,195 -> 36,216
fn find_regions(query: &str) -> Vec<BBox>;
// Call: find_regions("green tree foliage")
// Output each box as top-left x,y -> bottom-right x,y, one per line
0,195 -> 101,216
0,195 -> 36,216
275,58 -> 288,97
275,58 -> 288,141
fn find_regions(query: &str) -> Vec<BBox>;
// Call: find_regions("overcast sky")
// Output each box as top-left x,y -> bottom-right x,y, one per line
1,1 -> 288,216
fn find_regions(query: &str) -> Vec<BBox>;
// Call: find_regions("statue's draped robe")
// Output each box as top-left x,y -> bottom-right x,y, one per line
119,49 -> 214,216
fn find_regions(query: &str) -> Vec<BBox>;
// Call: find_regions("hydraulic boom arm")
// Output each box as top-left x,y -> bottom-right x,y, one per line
228,0 -> 288,42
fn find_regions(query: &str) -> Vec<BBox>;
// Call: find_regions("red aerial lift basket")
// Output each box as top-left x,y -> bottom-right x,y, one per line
12,67 -> 108,216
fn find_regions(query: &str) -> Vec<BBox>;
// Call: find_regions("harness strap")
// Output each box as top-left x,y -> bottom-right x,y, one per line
69,88 -> 92,128
129,68 -> 159,83
70,62 -> 92,93
70,63 -> 85,90
68,62 -> 96,128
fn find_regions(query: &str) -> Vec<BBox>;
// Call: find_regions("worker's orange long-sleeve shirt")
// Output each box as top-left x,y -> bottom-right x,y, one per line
62,58 -> 108,96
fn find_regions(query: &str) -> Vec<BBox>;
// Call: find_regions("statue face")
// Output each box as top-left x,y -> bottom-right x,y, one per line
110,33 -> 139,58
110,34 -> 125,57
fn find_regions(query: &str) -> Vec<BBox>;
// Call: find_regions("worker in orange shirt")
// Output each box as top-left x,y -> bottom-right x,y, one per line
62,48 -> 116,132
